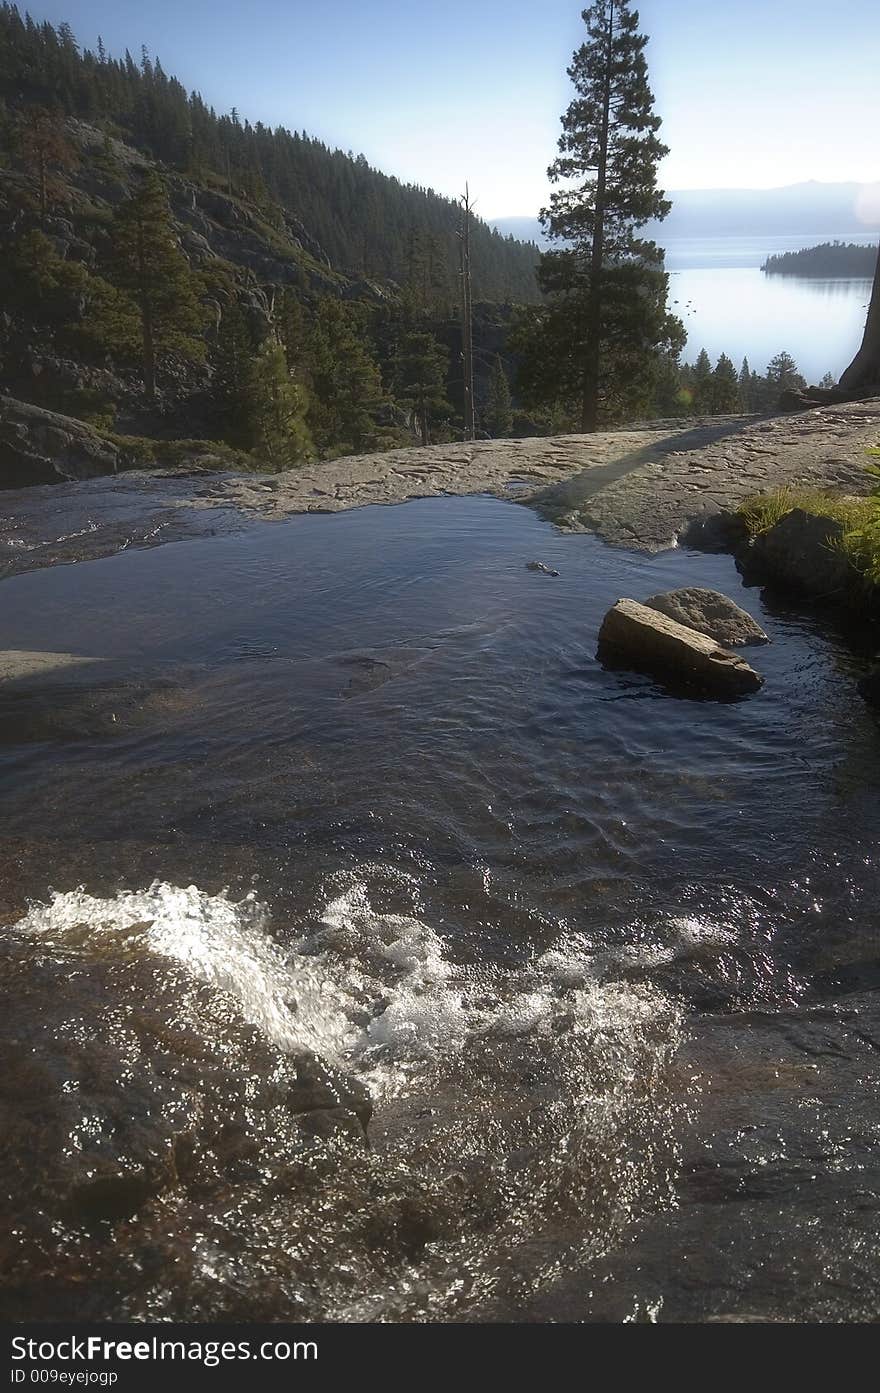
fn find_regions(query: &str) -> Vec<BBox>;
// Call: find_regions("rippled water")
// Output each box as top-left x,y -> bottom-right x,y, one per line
1,493 -> 879,1321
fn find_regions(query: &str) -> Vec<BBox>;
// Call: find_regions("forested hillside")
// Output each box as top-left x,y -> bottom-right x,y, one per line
0,6 -> 552,469
0,5 -> 540,302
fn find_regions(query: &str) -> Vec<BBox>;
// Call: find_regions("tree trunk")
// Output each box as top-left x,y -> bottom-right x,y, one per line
581,0 -> 614,433
839,244 -> 880,394
38,148 -> 46,224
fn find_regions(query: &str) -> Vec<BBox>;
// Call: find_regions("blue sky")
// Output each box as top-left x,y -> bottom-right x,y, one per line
36,0 -> 880,215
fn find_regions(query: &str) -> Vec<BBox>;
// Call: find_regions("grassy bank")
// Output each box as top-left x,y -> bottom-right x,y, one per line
736,470 -> 880,603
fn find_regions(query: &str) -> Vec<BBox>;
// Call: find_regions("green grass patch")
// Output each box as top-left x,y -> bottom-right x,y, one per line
737,476 -> 880,600
736,487 -> 874,539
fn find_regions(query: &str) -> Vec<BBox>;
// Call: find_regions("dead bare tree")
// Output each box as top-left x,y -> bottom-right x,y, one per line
458,187 -> 476,441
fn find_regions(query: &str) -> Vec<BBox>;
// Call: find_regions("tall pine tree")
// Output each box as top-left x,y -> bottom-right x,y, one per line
710,352 -> 739,413
303,298 -> 384,457
18,106 -> 77,222
535,1 -> 682,430
393,329 -> 450,446
246,337 -> 312,469
738,357 -> 752,412
485,355 -> 513,437
107,170 -> 204,401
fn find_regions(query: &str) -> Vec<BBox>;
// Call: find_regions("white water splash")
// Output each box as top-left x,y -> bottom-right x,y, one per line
10,874 -> 686,1320
12,881 -> 357,1060
12,874 -> 682,1103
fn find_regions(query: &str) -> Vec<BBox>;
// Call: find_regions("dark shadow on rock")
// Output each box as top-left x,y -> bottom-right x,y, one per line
526,415 -> 766,522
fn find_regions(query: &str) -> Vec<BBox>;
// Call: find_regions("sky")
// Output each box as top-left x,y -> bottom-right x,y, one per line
33,0 -> 880,216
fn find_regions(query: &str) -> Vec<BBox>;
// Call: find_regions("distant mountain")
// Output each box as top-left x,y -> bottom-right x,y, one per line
493,182 -> 880,248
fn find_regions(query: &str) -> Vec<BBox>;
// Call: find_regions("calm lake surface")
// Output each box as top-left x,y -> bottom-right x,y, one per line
664,232 -> 878,381
2,490 -> 879,1320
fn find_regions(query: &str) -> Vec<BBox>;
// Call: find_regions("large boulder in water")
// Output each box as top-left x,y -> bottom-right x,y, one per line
643,588 -> 768,647
597,598 -> 764,698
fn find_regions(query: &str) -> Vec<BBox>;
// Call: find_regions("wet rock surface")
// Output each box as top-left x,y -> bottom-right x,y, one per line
503,995 -> 880,1323
0,469 -> 244,581
0,650 -> 101,682
0,926 -> 374,1319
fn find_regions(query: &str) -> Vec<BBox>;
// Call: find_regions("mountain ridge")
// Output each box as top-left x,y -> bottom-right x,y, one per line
0,3 -> 541,304
493,181 -> 880,248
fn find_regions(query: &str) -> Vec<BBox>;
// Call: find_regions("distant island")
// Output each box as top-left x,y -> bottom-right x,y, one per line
762,241 -> 879,277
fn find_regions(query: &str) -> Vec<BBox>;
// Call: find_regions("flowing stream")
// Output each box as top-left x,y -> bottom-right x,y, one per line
1,491 -> 879,1321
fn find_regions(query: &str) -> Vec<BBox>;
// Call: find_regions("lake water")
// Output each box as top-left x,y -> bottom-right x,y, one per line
665,232 -> 878,382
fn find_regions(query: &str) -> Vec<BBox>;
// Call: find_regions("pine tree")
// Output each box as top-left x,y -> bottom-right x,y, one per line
711,353 -> 739,413
18,106 -> 77,221
486,355 -> 513,437
304,298 -> 384,456
210,301 -> 257,446
738,357 -> 752,412
691,348 -> 713,412
765,350 -> 806,398
246,337 -> 312,469
651,349 -> 687,417
750,368 -> 769,412
107,170 -> 205,401
393,329 -> 450,445
535,0 -> 682,431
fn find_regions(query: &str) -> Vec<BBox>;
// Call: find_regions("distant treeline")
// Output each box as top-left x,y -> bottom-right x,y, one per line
652,348 -> 819,418
762,241 -> 879,278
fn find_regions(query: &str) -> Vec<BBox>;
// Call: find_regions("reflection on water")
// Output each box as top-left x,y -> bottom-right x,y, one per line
672,265 -> 872,381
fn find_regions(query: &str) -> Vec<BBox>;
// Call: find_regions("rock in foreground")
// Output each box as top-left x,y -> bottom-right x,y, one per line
643,588 -> 768,646
597,599 -> 764,698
